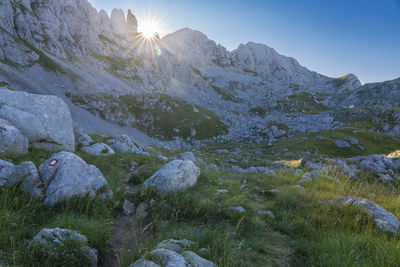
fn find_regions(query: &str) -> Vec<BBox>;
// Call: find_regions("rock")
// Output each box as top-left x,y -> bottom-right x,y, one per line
149,249 -> 188,267
343,137 -> 359,145
82,143 -> 115,156
232,206 -> 246,213
215,149 -> 229,154
269,189 -> 281,194
129,259 -> 161,267
155,239 -> 195,253
198,248 -> 210,257
378,173 -> 393,181
135,202 -> 151,226
143,160 -> 200,194
31,228 -> 98,267
122,199 -> 135,216
258,210 -> 275,218
322,197 -> 399,234
107,135 -> 145,154
315,136 -> 324,141
76,133 -> 93,147
0,160 -> 43,198
205,163 -> 219,172
217,189 -> 229,193
334,139 -> 351,149
0,88 -> 75,151
38,152 -> 111,206
298,170 -> 321,183
295,185 -> 305,190
0,119 -> 28,155
182,251 -> 217,267
157,155 -> 169,162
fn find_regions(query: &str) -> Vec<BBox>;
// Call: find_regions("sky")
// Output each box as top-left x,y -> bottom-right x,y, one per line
88,0 -> 400,84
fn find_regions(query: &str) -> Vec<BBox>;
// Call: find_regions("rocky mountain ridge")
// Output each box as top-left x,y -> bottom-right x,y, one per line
0,0 -> 398,147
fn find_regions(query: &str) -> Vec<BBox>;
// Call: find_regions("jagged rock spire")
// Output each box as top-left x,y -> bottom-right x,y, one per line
127,9 -> 138,32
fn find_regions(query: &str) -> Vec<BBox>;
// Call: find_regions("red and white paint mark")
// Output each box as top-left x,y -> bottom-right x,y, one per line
49,159 -> 58,167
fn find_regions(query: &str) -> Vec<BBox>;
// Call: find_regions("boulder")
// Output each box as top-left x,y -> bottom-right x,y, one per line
82,143 -> 115,156
107,135 -> 145,154
322,197 -> 399,234
129,259 -> 161,267
343,137 -> 359,145
0,160 -> 42,198
143,160 -> 200,194
149,249 -> 187,267
76,133 -> 93,147
32,228 -> 98,267
38,152 -> 111,206
334,139 -> 351,149
0,88 -> 75,151
0,118 -> 29,155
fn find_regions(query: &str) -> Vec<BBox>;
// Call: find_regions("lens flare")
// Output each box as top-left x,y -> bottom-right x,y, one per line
138,17 -> 162,40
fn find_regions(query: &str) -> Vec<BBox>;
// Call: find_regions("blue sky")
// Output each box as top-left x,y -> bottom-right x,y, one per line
88,0 -> 400,84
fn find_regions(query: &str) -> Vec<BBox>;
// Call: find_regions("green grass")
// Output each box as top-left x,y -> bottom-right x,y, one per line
277,92 -> 330,114
249,106 -> 267,117
70,93 -> 228,141
1,131 -> 400,266
269,128 -> 400,159
210,85 -> 243,103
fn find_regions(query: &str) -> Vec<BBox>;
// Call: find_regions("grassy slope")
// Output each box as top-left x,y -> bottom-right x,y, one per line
1,129 -> 400,266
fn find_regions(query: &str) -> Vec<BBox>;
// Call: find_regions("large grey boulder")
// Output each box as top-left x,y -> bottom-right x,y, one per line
143,160 -> 200,194
0,88 -> 75,151
82,143 -> 115,156
0,160 -> 42,198
107,135 -> 145,154
0,119 -> 29,155
32,228 -> 98,267
334,139 -> 351,149
38,152 -> 111,206
322,197 -> 399,234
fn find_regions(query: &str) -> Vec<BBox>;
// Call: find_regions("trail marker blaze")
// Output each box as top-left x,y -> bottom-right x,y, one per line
49,159 -> 58,167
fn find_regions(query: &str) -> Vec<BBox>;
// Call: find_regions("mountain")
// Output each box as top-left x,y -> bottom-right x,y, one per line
1,0 -> 398,147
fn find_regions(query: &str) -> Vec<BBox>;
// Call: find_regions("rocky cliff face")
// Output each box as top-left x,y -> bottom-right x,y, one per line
1,0 -> 397,145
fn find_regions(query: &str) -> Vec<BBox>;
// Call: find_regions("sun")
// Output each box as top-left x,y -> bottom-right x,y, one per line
138,17 -> 162,40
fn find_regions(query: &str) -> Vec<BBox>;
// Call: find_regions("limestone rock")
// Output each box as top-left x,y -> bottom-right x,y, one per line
182,251 -> 217,267
38,152 -> 110,206
322,197 -> 399,234
107,135 -> 145,154
82,143 -> 115,156
0,88 -> 75,151
76,133 -> 93,147
149,249 -> 187,267
0,118 -> 28,155
129,259 -> 161,267
143,160 -> 200,194
32,228 -> 98,267
0,160 -> 42,198
155,239 -> 195,253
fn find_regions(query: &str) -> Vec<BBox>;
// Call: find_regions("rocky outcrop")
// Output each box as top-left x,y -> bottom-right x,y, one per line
0,88 -> 75,151
143,160 -> 200,194
322,197 -> 399,234
0,118 -> 29,155
130,239 -> 217,267
32,228 -> 98,267
0,160 -> 42,198
38,152 -> 111,206
127,9 -> 138,32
